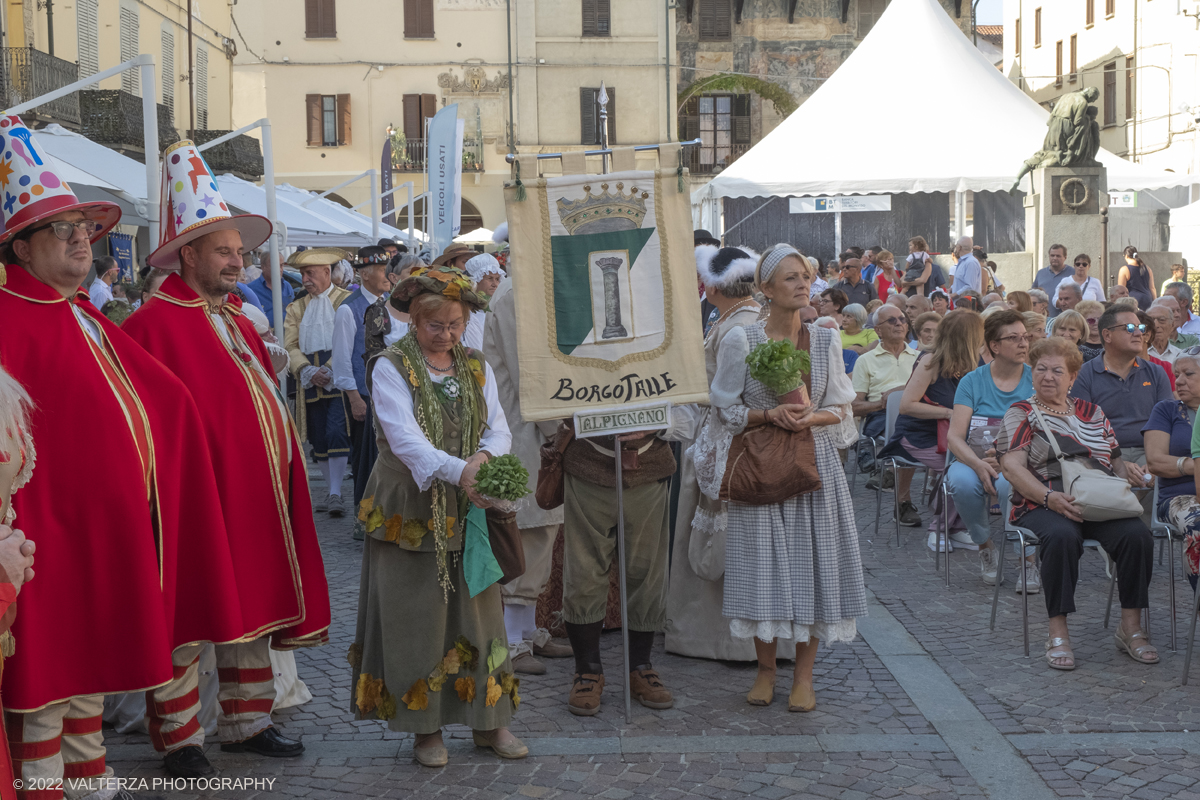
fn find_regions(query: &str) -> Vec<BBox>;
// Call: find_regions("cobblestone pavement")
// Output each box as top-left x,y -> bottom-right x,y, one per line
99,468 -> 1200,799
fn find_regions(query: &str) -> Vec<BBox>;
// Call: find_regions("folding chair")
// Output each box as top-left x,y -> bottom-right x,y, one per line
875,392 -> 935,546
989,496 -> 1124,658
1148,482 -> 1179,652
848,430 -> 882,494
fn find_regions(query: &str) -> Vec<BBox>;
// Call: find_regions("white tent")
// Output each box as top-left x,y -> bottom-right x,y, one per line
694,0 -> 1194,202
217,174 -> 369,248
274,184 -> 425,247
453,227 -> 494,245
1170,200 -> 1200,266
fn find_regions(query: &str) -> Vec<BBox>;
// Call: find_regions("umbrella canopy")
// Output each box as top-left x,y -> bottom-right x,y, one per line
453,227 -> 494,245
694,0 -> 1193,201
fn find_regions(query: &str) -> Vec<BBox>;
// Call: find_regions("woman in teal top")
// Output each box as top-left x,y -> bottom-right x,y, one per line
944,310 -> 1036,589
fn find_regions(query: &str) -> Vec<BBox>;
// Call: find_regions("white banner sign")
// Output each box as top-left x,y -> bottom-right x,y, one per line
574,400 -> 673,439
789,196 -> 892,214
1108,191 -> 1137,208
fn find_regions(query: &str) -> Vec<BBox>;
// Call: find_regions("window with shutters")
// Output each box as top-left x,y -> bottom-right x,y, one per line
161,26 -> 175,112
1069,35 -> 1077,82
1034,8 -> 1041,46
678,94 -> 749,175
1014,17 -> 1021,55
857,0 -> 889,39
1103,62 -> 1116,125
698,0 -> 731,41
77,0 -> 99,86
305,0 -> 336,38
579,87 -> 616,145
306,94 -> 351,146
582,0 -> 611,36
399,93 -> 438,168
1125,55 -> 1134,120
1055,41 -> 1063,87
196,46 -> 209,129
120,1 -> 140,93
1086,0 -> 1095,27
405,0 -> 435,39
1105,0 -> 1114,17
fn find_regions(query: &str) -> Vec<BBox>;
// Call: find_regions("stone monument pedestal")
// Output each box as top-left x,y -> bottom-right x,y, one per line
1024,166 -> 1108,283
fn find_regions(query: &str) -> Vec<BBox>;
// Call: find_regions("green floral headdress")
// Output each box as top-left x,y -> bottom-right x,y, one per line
389,265 -> 488,314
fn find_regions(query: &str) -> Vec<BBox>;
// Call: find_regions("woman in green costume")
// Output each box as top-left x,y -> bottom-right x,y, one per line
350,265 -> 526,767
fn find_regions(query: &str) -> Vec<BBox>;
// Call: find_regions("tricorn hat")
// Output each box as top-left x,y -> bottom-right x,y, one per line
148,140 -> 272,268
286,247 -> 353,268
0,115 -> 121,246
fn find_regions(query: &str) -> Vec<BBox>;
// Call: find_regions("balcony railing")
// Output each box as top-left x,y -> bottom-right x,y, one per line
80,89 -> 180,161
188,129 -> 264,180
393,137 -> 485,172
684,142 -> 750,176
0,47 -> 80,126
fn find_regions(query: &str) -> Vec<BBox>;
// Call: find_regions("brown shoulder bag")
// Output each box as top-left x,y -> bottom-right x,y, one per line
535,423 -> 574,510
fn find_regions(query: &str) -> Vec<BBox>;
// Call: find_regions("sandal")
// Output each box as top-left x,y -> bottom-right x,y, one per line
1045,637 -> 1075,671
1114,627 -> 1159,664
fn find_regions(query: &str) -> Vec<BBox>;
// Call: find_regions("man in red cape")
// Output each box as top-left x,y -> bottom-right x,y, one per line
122,140 -> 330,778
0,116 -> 244,800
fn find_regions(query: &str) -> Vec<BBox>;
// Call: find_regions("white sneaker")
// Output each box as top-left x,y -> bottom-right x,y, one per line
1015,560 -> 1042,594
949,532 -> 979,550
979,547 -> 1000,585
926,531 -> 953,552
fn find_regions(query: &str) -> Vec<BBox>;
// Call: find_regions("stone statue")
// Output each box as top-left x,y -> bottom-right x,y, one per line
1010,86 -> 1101,194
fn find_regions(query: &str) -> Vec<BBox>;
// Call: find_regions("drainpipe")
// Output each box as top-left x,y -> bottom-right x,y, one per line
665,0 -> 672,142
46,0 -> 54,57
506,0 -> 514,152
187,0 -> 195,133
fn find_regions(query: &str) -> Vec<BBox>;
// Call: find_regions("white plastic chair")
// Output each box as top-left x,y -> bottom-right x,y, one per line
990,496 -> 1125,658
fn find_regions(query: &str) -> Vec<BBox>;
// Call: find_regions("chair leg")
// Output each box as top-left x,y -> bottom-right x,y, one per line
990,535 -> 1007,630
1182,579 -> 1200,685
1020,535 -> 1030,658
1104,572 -> 1116,629
944,485 -> 951,589
893,461 -> 902,548
1159,536 -> 1165,567
1169,535 -> 1178,652
873,467 -> 883,539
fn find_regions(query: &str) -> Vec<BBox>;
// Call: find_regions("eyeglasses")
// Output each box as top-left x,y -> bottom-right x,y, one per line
25,219 -> 100,240
1105,323 -> 1147,334
1074,261 -> 1090,267
879,316 -> 907,326
422,321 -> 466,336
1085,317 -> 1099,325
998,334 -> 1034,344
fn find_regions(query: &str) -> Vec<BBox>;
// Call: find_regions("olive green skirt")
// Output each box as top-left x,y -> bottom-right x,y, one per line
349,536 -> 516,734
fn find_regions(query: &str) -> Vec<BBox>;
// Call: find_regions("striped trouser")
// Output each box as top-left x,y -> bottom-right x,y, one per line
5,695 -> 114,800
145,638 -> 275,752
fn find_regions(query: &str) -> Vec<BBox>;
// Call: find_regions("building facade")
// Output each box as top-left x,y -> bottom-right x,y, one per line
1002,0 -> 1198,181
232,0 -> 675,234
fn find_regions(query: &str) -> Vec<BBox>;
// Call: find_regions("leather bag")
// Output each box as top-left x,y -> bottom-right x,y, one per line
485,507 -> 526,584
535,423 -> 574,510
719,423 -> 822,505
1030,405 -> 1143,522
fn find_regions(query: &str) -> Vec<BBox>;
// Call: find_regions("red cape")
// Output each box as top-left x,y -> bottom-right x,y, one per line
0,266 -> 245,711
123,276 -> 330,648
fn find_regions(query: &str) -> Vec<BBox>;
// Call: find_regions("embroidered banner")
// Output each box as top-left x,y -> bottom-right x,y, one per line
505,168 -> 708,421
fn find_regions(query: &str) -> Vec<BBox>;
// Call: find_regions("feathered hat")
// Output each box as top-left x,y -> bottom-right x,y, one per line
0,115 -> 121,246
492,222 -> 509,245
147,139 -> 272,269
696,245 -> 760,291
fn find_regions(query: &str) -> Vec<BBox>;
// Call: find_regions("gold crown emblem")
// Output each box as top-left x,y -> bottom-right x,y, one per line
556,182 -> 648,236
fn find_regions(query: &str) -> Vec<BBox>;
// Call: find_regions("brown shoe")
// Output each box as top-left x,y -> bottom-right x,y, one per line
511,649 -> 547,675
568,673 -> 605,716
533,635 -> 573,659
629,666 -> 674,710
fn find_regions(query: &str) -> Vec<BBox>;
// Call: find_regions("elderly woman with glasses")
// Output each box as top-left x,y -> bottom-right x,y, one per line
1144,355 -> 1200,591
945,310 -> 1035,587
997,337 -> 1156,670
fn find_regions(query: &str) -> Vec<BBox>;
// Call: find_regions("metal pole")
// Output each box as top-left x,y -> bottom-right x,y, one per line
834,209 -> 842,256
370,168 -> 381,241
141,59 -> 160,249
187,0 -> 195,134
598,79 -> 632,725
1100,206 -> 1110,292
262,120 -> 284,343
408,184 -> 415,245
46,0 -> 54,57
302,169 -> 372,206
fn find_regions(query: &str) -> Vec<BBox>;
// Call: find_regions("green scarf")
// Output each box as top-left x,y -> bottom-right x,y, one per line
392,332 -> 485,598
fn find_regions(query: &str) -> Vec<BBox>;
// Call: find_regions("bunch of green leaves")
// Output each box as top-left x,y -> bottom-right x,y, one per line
745,338 -> 811,395
474,454 -> 531,501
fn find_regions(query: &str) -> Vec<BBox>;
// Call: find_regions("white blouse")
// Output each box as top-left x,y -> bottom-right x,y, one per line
370,356 -> 511,491
1051,275 -> 1106,306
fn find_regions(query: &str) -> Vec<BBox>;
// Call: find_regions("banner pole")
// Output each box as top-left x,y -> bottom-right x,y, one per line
596,81 -> 633,725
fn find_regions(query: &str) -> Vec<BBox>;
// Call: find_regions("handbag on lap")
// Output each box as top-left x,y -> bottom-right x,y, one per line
1029,405 -> 1142,522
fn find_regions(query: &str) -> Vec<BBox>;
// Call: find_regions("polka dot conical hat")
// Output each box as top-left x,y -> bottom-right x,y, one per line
0,115 -> 121,245
148,139 -> 272,269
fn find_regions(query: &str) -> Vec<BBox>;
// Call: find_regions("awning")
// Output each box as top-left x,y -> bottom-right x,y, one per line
216,174 -> 369,248
275,184 -> 426,247
453,227 -> 494,245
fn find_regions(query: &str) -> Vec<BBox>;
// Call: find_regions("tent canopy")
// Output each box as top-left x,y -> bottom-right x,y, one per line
275,184 -> 426,247
453,227 -> 494,244
695,0 -> 1193,202
217,174 -> 370,248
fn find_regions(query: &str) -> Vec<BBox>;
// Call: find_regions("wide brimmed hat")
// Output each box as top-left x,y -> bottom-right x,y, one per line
286,247 -> 353,268
0,115 -> 121,246
697,245 -> 759,290
693,229 -> 721,247
147,140 -> 272,269
431,243 -> 474,267
390,265 -> 488,314
354,245 -> 390,266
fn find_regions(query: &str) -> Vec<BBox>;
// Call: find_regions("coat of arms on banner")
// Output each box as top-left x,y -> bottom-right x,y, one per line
505,167 -> 708,422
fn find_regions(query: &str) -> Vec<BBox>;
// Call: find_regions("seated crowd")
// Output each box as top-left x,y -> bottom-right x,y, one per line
816,237 -> 1194,670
